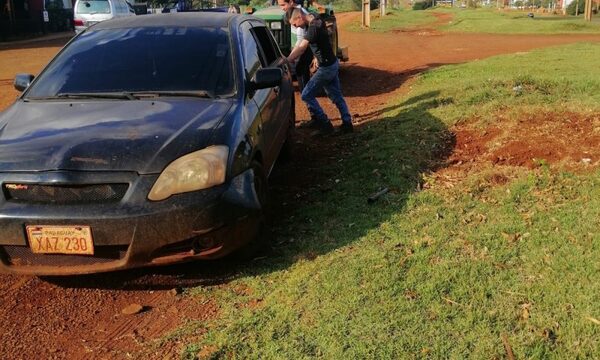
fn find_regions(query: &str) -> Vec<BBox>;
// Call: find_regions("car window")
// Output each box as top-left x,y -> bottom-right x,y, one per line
126,1 -> 135,13
251,25 -> 278,67
26,27 -> 235,97
118,0 -> 128,14
240,21 -> 262,78
122,0 -> 130,13
76,0 -> 111,14
115,0 -> 123,13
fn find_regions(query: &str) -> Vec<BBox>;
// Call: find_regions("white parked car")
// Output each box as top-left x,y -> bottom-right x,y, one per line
73,0 -> 136,34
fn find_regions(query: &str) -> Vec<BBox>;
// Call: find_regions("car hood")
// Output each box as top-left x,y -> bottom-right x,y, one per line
0,99 -> 233,174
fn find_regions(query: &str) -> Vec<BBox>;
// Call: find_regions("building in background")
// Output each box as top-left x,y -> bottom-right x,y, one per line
1,0 -> 74,40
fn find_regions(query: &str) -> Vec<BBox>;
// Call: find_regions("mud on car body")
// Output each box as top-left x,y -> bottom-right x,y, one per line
0,13 -> 294,276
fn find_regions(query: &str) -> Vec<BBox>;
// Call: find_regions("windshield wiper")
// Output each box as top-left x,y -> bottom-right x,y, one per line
131,90 -> 215,99
25,90 -> 216,102
55,92 -> 138,100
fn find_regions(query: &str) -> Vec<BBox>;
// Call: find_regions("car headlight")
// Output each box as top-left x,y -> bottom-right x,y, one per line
148,145 -> 229,201
270,21 -> 282,30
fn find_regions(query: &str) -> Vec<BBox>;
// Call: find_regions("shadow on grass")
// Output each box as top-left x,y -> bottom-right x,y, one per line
339,64 -> 405,97
43,89 -> 456,290
339,64 -> 449,98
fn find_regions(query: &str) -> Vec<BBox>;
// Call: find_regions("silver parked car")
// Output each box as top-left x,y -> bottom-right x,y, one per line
73,0 -> 136,34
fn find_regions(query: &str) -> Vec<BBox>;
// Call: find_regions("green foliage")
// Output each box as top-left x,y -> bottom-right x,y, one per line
348,0 -> 379,10
346,8 -> 435,32
566,0 -> 586,15
412,0 -> 432,10
345,7 -> 600,34
248,0 -> 267,7
409,43 -> 600,125
439,8 -> 600,34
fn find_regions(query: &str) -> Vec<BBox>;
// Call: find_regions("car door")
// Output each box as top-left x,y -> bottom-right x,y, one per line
240,21 -> 281,171
117,0 -> 129,17
126,1 -> 136,16
248,21 -> 293,171
240,21 -> 271,168
110,0 -> 120,18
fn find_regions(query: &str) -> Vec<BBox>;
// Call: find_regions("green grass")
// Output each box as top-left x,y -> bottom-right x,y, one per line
346,8 -> 436,32
170,44 -> 600,359
404,42 -> 600,126
440,8 -> 600,34
329,0 -> 362,13
348,7 -> 600,34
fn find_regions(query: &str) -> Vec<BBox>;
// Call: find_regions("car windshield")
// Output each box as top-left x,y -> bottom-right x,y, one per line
76,0 -> 111,14
25,26 -> 235,98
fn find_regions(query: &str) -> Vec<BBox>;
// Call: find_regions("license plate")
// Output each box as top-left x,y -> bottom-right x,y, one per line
26,225 -> 94,255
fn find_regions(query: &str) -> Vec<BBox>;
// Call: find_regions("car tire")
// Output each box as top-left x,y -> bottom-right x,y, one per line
230,161 -> 272,261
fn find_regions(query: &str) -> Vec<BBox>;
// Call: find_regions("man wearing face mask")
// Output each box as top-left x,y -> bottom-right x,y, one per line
286,8 -> 353,135
277,0 -> 313,94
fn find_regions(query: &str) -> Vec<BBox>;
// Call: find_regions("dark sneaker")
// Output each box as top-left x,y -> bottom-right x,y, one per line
339,122 -> 354,134
311,121 -> 334,137
300,118 -> 321,129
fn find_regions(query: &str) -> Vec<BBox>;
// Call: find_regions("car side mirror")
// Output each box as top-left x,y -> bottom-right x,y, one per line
14,73 -> 35,92
250,68 -> 282,90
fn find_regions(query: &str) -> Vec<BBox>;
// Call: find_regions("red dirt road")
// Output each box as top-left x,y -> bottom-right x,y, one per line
0,12 -> 599,359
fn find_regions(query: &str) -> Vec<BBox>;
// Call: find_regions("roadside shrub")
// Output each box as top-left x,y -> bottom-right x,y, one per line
566,2 -> 598,15
412,0 -> 432,10
350,0 -> 380,10
566,0 -> 585,15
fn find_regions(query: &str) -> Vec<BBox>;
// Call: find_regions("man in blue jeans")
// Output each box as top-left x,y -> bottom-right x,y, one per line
286,8 -> 353,135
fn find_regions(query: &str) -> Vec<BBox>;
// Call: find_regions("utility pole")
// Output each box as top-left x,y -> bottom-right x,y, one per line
584,0 -> 593,20
380,0 -> 386,17
362,0 -> 370,27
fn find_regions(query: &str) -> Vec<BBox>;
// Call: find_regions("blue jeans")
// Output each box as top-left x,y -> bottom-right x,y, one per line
301,60 -> 351,125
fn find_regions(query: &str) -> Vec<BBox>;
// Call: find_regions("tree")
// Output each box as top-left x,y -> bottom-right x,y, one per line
567,0 -> 585,14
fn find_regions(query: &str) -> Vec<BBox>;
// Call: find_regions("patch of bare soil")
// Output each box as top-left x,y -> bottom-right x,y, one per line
445,111 -> 600,174
0,272 -> 223,359
391,12 -> 452,36
1,12 -> 600,360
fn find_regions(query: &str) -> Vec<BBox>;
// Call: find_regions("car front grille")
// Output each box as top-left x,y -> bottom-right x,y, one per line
1,245 -> 128,267
2,183 -> 128,204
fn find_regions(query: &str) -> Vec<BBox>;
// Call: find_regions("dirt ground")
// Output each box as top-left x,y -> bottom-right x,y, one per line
1,12 -> 599,359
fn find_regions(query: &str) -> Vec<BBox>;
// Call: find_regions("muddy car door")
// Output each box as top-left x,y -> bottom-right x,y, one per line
250,21 -> 293,166
242,21 -> 292,172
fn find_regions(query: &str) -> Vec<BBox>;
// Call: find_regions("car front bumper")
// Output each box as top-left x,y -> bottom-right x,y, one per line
0,168 -> 262,276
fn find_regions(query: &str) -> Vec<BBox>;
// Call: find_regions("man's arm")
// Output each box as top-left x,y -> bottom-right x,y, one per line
294,27 -> 305,48
287,39 -> 309,63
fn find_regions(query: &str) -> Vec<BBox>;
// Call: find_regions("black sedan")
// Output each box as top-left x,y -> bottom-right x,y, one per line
0,13 -> 294,275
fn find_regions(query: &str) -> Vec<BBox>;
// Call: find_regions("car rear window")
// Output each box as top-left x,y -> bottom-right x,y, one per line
26,26 -> 235,97
77,0 -> 111,14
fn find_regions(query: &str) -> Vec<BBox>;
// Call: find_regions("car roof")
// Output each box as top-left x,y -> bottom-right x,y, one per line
92,13 -> 244,31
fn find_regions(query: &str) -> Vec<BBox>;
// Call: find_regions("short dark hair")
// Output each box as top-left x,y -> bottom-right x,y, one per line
285,7 -> 302,23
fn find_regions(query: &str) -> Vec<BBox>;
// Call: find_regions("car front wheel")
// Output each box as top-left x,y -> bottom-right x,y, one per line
231,161 -> 271,260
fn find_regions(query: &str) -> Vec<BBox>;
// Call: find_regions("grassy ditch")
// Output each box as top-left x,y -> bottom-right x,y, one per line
170,43 -> 600,359
404,42 -> 600,126
346,8 -> 436,32
440,8 -> 600,34
349,7 -> 600,34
